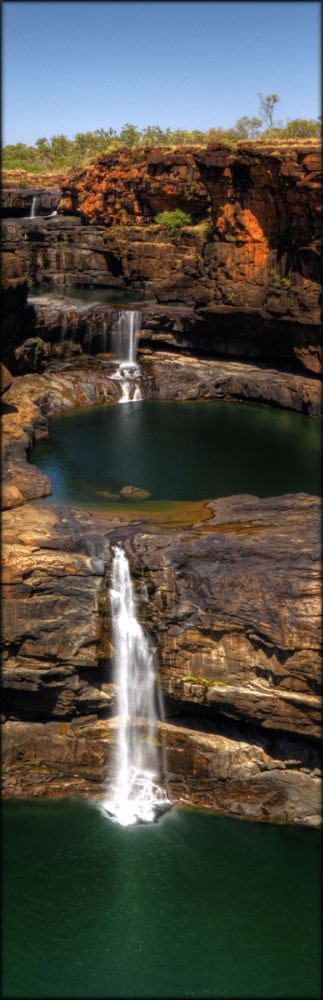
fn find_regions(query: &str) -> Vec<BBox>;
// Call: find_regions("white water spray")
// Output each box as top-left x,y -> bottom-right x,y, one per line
30,196 -> 38,218
110,310 -> 142,402
101,546 -> 170,826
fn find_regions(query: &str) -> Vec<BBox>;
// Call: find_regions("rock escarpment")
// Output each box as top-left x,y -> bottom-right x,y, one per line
1,147 -> 321,825
59,142 -> 321,328
1,364 -> 322,824
1,143 -> 321,381
2,495 -> 321,825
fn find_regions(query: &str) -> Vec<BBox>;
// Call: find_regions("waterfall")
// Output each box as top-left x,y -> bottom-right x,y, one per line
101,546 -> 170,826
30,196 -> 38,218
110,310 -> 142,402
111,309 -> 141,364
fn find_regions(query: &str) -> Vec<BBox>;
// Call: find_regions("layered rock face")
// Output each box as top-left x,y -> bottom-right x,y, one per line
2,495 -> 321,825
1,143 -> 321,378
1,188 -> 61,218
1,147 -> 321,825
59,142 -> 321,327
1,218 -> 321,379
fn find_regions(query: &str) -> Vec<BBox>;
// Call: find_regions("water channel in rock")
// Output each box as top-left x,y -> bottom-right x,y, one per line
2,799 -> 320,998
30,399 -> 321,515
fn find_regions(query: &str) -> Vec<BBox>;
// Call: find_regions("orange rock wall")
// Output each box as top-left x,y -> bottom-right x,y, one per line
59,143 -> 321,327
60,143 -> 321,254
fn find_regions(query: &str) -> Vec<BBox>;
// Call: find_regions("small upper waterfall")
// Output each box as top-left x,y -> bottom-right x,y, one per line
110,310 -> 142,402
111,309 -> 141,364
30,196 -> 38,218
102,545 -> 170,826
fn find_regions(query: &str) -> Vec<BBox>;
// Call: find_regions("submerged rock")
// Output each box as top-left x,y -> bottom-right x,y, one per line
120,485 -> 151,499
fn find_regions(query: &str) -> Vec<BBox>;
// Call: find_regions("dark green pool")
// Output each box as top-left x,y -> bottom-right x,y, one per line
30,400 -> 321,510
2,800 -> 321,999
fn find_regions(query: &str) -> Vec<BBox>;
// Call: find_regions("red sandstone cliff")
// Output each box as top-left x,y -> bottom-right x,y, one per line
2,143 -> 321,374
58,142 -> 321,344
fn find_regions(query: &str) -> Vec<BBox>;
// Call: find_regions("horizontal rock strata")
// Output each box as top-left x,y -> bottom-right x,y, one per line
2,141 -> 321,377
2,718 -> 321,827
10,294 -> 321,381
1,187 -> 61,218
1,494 -> 321,825
1,148 -> 321,827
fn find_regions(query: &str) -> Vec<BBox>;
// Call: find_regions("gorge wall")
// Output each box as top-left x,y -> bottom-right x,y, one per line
2,142 -> 321,377
1,143 -> 322,825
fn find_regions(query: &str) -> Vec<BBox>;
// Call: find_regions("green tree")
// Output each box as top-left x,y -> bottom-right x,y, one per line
49,134 -> 73,162
283,118 -> 321,138
258,93 -> 280,129
35,137 -> 50,156
234,116 -> 263,138
141,125 -> 167,146
119,123 -> 142,147
155,209 -> 192,233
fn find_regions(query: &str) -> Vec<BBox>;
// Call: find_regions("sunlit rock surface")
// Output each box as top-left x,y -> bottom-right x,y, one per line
1,148 -> 321,825
2,493 -> 321,825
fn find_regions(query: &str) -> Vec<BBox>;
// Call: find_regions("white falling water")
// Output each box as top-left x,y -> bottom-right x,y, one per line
118,378 -> 131,403
101,546 -> 170,826
111,309 -> 141,364
110,310 -> 142,403
30,196 -> 38,218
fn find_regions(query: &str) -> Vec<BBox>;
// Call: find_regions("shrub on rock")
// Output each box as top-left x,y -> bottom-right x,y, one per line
155,209 -> 192,233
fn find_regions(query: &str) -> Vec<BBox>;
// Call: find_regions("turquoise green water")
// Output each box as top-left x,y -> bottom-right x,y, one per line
2,800 -> 321,999
30,400 -> 321,510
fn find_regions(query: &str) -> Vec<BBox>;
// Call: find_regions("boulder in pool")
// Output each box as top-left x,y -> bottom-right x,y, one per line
95,489 -> 120,499
120,485 -> 151,500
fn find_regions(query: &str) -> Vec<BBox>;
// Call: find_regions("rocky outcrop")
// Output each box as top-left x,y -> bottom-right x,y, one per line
1,495 -> 321,824
2,169 -> 66,189
59,143 -> 321,238
1,364 -> 121,509
1,142 -> 321,377
2,718 -> 321,827
142,351 -> 321,416
2,280 -> 321,386
59,142 -> 321,318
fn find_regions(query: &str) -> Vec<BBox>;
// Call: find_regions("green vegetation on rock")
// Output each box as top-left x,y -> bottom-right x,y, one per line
33,338 -> 45,367
3,100 -> 320,173
270,270 -> 293,289
155,209 -> 192,233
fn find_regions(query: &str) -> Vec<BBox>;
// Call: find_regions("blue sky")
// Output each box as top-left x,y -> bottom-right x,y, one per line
3,1 -> 320,145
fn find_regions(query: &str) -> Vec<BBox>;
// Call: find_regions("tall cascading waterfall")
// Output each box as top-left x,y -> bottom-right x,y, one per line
110,310 -> 142,403
30,196 -> 38,218
101,545 -> 170,826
